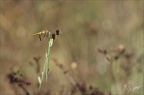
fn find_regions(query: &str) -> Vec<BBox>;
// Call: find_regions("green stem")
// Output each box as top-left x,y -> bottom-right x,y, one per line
46,38 -> 53,81
38,39 -> 53,89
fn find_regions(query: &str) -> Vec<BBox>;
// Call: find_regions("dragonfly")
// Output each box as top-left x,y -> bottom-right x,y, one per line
32,30 -> 62,41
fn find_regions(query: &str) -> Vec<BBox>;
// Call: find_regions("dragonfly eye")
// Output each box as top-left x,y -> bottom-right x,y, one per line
56,30 -> 60,35
52,34 -> 56,39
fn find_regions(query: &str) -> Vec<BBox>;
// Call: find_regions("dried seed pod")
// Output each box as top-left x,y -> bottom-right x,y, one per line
98,48 -> 107,55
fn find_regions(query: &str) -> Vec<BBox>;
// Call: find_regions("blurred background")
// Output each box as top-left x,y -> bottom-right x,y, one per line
0,0 -> 143,95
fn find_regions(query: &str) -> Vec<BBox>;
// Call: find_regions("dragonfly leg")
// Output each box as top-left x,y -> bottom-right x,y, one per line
39,35 -> 41,41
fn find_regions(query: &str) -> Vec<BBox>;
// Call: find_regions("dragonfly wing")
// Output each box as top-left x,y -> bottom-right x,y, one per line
56,30 -> 59,35
55,30 -> 62,35
52,34 -> 56,40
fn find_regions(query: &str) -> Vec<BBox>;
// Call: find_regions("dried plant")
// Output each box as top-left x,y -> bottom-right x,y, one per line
7,70 -> 31,95
53,58 -> 110,95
